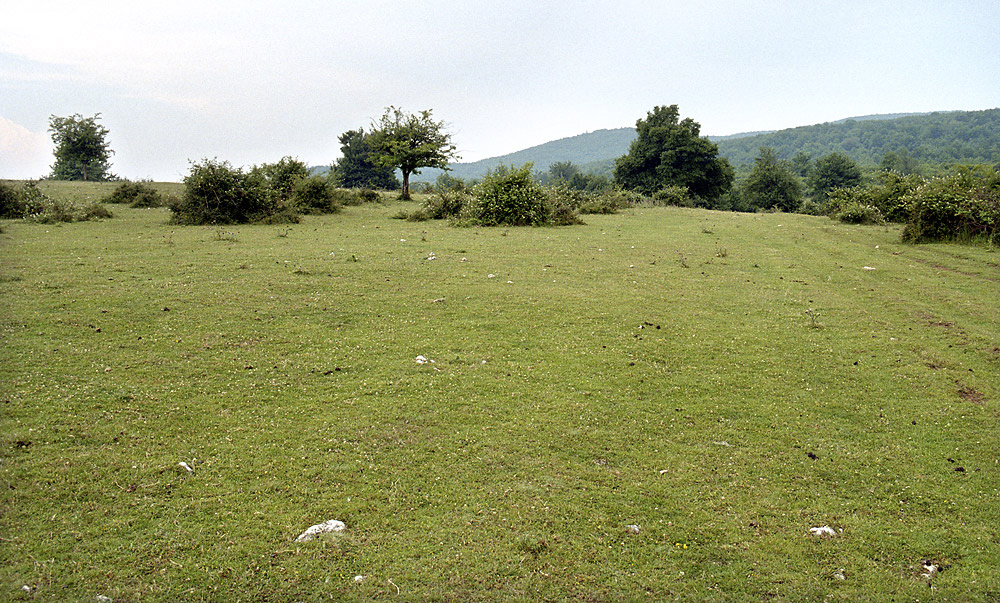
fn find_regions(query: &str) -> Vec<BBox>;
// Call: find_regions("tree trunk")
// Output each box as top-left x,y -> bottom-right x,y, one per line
401,170 -> 411,200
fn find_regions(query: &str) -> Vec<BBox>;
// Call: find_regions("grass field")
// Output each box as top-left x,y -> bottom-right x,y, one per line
1,189 -> 998,601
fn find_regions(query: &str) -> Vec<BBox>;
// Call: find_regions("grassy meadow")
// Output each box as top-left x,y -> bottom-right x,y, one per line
1,186 -> 998,601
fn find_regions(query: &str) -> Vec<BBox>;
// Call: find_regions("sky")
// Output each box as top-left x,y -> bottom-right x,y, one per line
1,0 -> 997,181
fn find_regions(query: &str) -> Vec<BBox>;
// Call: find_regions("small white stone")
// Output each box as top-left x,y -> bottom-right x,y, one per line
96,596 -> 112,603
809,526 -> 836,537
626,524 -> 640,534
296,519 -> 346,542
178,461 -> 193,473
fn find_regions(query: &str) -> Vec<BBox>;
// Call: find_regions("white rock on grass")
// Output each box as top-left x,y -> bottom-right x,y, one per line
809,525 -> 837,537
296,519 -> 346,542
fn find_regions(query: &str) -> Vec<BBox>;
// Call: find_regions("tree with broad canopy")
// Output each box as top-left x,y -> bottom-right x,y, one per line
367,107 -> 458,200
614,105 -> 733,201
48,113 -> 115,181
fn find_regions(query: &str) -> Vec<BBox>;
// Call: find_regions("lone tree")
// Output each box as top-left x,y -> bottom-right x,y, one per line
740,147 -> 803,212
48,113 -> 115,181
808,152 -> 862,198
614,105 -> 733,201
332,128 -> 400,190
367,107 -> 458,200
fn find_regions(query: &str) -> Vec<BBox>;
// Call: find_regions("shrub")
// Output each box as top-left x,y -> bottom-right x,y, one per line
797,199 -> 827,216
546,185 -> 595,211
901,169 -> 1000,244
434,173 -> 468,193
651,186 -> 693,207
171,159 -> 298,225
251,157 -> 310,201
554,186 -> 633,215
293,176 -> 340,214
870,172 -> 924,223
466,163 -> 549,226
426,190 -> 470,219
464,164 -> 553,226
548,200 -> 585,225
104,181 -> 163,207
0,181 -> 26,218
358,188 -> 381,203
82,203 -> 114,220
833,200 -> 885,225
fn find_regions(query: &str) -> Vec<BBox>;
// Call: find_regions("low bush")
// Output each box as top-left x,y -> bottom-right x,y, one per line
901,169 -> 1000,244
546,185 -> 594,211
581,189 -> 635,215
0,181 -> 25,218
548,199 -> 585,225
171,159 -> 299,225
826,173 -> 924,224
103,181 -> 165,208
650,185 -> 693,207
333,188 -> 383,206
463,164 -> 553,226
293,176 -> 340,214
1,180 -> 112,222
833,200 -> 885,225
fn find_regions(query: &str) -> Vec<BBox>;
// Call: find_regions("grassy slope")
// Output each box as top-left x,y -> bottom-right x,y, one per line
1,191 -> 998,601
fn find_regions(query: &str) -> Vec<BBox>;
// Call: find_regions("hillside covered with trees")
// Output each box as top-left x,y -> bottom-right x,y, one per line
716,108 -> 1000,168
410,108 -> 999,182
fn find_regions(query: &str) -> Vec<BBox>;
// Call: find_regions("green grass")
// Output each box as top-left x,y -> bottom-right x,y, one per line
1,188 -> 998,601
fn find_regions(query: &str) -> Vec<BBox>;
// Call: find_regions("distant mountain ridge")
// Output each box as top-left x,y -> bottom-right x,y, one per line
378,109 -> 1000,183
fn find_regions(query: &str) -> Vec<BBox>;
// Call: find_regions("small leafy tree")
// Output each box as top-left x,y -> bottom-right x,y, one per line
48,113 -> 115,181
332,128 -> 400,190
548,161 -> 580,183
808,152 -> 862,198
367,107 -> 458,200
740,147 -> 803,212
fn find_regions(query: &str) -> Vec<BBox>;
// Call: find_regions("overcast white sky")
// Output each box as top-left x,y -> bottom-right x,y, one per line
1,0 -> 997,181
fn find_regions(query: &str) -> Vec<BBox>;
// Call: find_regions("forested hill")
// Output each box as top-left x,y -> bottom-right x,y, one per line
409,108 -> 1000,182
715,108 -> 1000,167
